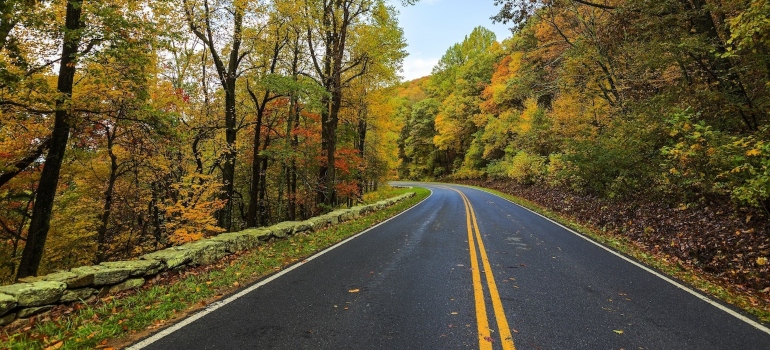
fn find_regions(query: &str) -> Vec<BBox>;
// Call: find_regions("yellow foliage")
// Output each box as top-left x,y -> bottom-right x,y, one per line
506,151 -> 546,185
516,98 -> 539,134
161,174 -> 226,245
433,111 -> 462,151
550,91 -> 609,141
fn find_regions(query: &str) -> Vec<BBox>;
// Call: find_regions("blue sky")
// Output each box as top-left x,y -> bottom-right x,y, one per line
389,0 -> 513,81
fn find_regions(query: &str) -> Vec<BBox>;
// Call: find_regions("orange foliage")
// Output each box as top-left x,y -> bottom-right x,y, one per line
335,180 -> 360,199
334,148 -> 363,175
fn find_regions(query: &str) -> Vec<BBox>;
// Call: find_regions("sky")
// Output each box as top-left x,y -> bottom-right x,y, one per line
389,0 -> 514,81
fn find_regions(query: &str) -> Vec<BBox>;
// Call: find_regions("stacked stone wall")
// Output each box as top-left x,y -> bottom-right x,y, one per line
0,193 -> 415,326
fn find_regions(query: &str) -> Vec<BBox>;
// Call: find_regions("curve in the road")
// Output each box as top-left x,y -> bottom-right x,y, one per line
126,183 -> 770,350
465,184 -> 770,337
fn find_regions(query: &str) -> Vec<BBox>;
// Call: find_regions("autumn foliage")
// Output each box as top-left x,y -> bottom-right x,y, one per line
394,0 -> 770,295
0,0 -> 405,282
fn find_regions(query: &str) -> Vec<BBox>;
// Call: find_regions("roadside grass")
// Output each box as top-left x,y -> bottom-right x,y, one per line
464,184 -> 770,325
0,186 -> 430,350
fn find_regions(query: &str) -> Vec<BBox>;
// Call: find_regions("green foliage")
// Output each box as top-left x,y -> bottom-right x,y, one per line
426,26 -> 502,173
662,110 -> 770,207
729,133 -> 770,208
566,128 -> 656,198
403,98 -> 441,179
727,0 -> 770,56
506,151 -> 546,185
395,0 -> 770,211
660,110 -> 732,200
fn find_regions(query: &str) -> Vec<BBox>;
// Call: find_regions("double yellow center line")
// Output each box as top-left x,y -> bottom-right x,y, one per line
447,187 -> 515,350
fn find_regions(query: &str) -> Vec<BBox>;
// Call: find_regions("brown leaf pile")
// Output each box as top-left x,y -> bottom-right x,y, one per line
456,179 -> 770,298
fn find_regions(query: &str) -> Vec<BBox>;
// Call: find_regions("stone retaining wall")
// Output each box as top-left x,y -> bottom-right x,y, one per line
0,192 -> 415,326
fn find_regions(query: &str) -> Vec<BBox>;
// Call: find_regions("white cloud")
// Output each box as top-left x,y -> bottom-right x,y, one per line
400,57 -> 439,81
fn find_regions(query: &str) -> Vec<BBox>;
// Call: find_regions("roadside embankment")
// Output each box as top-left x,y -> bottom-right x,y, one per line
0,192 -> 416,329
453,178 -> 770,323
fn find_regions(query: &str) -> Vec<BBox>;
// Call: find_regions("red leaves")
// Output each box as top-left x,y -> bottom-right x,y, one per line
335,181 -> 360,199
334,148 -> 362,175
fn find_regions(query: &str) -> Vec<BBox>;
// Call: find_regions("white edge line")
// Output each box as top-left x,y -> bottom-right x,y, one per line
463,185 -> 770,336
127,189 -> 433,350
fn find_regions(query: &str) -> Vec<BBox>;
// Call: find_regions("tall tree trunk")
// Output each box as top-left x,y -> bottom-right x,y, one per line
217,76 -> 238,230
150,182 -> 163,249
184,0 -> 243,231
317,86 -> 333,206
315,1 -> 337,208
246,105 -> 264,228
246,18 -> 286,228
95,129 -> 119,263
16,0 -> 82,279
286,95 -> 300,221
308,0 -> 367,208
257,148 -> 270,225
356,114 -> 367,200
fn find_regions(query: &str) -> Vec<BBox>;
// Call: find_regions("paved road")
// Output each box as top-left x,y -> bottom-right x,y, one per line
129,183 -> 770,349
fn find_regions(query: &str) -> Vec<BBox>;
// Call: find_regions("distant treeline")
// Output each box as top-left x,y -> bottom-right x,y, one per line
393,0 -> 770,210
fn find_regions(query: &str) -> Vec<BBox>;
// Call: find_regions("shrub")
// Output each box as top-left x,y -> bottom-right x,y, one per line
507,151 -> 546,185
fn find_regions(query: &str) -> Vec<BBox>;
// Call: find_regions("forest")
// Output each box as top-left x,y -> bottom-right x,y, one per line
392,0 -> 770,294
1,0 -> 769,290
0,0 -> 411,283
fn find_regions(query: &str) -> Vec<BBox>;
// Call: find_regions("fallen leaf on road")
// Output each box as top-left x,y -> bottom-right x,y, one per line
613,329 -> 624,335
348,288 -> 360,293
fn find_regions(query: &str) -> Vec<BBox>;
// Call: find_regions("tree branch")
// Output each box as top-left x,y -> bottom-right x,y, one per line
573,0 -> 615,10
0,138 -> 50,188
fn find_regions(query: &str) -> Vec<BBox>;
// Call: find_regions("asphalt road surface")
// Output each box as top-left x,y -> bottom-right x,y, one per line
129,183 -> 770,349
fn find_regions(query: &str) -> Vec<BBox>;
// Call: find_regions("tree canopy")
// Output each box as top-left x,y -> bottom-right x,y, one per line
0,0 -> 407,281
398,0 -> 770,208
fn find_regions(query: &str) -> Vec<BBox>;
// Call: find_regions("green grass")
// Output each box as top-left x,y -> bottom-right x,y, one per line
0,186 -> 430,350
462,184 -> 770,325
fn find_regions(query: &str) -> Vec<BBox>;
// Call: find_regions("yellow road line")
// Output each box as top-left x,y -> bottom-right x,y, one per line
446,186 -> 516,350
463,191 -> 515,350
462,193 -> 493,350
